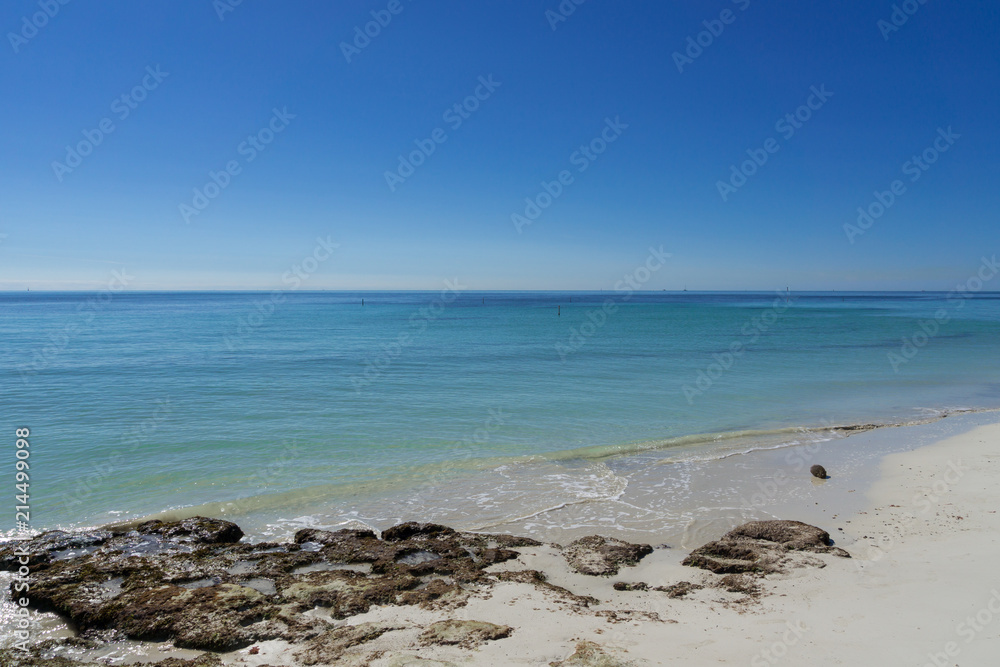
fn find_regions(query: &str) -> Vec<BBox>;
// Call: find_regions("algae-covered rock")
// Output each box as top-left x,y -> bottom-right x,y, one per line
2,517 -> 539,652
135,517 -> 244,544
420,619 -> 512,647
683,519 -> 850,574
549,640 -> 632,666
562,535 -> 653,576
295,621 -> 401,665
382,522 -> 457,541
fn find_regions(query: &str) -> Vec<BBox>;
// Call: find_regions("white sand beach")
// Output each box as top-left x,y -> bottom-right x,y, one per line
217,417 -> 1000,665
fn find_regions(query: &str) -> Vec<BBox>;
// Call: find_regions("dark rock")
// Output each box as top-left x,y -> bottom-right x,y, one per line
683,519 -> 850,574
487,533 -> 543,548
381,522 -> 457,541
0,650 -> 225,667
135,517 -> 243,544
654,581 -> 704,598
612,581 -> 649,591
562,535 -> 653,576
726,520 -> 839,551
294,527 -> 377,544
810,464 -> 828,479
715,573 -> 762,596
1,518 -> 540,652
0,530 -> 110,569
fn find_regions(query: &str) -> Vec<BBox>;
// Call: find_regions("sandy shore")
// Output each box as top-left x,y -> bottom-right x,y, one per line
232,418 -> 1000,666
2,416 -> 998,666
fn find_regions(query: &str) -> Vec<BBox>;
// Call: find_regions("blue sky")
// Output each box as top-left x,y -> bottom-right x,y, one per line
1,0 -> 997,290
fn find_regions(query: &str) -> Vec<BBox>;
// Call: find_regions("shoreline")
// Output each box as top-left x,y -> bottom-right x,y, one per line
24,406 -> 1000,547
2,411 -> 999,664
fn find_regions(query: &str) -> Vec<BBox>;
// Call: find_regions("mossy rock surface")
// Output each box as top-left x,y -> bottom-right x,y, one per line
1,517 -> 537,652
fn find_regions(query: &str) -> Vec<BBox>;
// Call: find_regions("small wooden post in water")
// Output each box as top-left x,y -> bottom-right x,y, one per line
558,305 -> 561,317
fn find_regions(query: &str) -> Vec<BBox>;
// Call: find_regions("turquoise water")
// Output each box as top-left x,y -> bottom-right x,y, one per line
2,291 -> 999,539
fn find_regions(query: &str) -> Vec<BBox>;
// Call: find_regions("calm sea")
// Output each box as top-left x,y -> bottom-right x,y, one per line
2,291 -> 999,540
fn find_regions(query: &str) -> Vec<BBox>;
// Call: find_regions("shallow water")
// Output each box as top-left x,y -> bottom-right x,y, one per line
2,290 -> 999,539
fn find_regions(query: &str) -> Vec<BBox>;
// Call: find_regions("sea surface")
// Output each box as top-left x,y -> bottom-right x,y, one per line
2,291 -> 999,542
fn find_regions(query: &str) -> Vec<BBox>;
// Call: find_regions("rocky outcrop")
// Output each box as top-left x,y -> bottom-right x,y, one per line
550,640 -> 632,666
295,622 -> 402,665
0,517 -> 534,652
420,619 -> 513,648
134,517 -> 244,544
682,520 -> 849,574
656,581 -> 704,598
562,536 -> 653,576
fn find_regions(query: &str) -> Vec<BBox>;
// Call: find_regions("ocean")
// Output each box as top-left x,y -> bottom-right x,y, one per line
2,290 -> 999,543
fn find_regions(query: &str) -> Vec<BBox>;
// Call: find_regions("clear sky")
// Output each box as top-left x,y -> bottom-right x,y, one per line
1,1 -> 997,290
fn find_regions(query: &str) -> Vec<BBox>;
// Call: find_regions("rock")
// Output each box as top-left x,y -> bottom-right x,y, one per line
0,651 -> 224,667
495,569 -> 598,606
420,619 -> 512,648
549,640 -> 632,666
295,527 -> 377,544
382,522 -> 457,541
562,535 -> 653,576
715,573 -> 762,596
682,520 -> 850,574
810,464 -> 828,479
0,529 -> 110,568
135,517 -> 243,544
295,622 -> 401,665
612,581 -> 649,591
1,518 -> 539,652
653,581 -> 703,598
726,520 -> 840,551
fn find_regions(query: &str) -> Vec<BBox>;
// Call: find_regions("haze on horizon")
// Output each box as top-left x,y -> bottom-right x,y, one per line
1,1 -> 997,292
